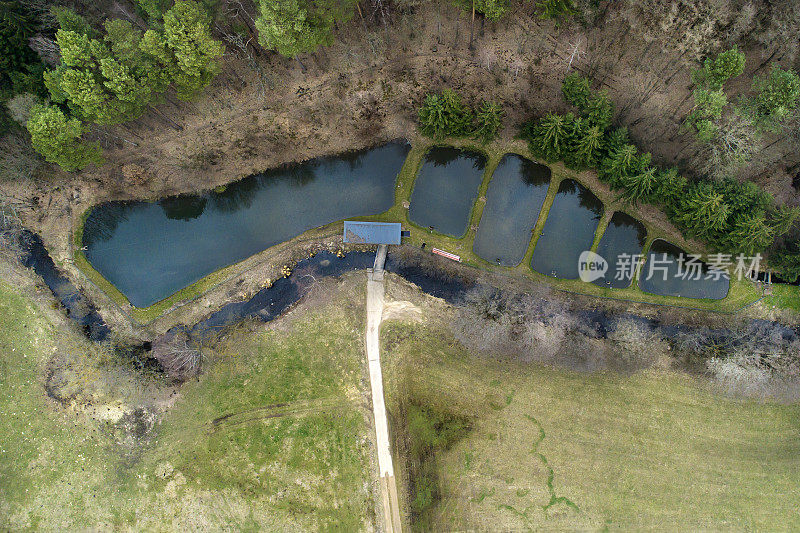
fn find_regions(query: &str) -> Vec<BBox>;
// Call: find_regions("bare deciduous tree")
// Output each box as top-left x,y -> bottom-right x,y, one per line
151,329 -> 203,381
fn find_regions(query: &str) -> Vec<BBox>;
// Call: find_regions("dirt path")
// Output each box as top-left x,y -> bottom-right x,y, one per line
366,246 -> 402,532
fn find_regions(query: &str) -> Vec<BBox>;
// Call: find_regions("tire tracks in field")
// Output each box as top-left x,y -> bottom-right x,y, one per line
207,397 -> 347,433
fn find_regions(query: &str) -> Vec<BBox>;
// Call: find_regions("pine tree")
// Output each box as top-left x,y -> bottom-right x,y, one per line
569,123 -> 603,169
599,143 -> 637,187
726,211 -> 775,255
535,0 -> 575,24
561,72 -> 591,109
418,89 -> 474,139
675,183 -> 730,240
26,104 -> 102,171
619,165 -> 656,204
583,91 -> 614,130
255,0 -> 355,58
650,168 -> 687,214
161,0 -> 224,100
526,112 -> 573,162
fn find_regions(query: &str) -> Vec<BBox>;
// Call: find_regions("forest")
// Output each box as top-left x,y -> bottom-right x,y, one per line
3,0 -> 800,279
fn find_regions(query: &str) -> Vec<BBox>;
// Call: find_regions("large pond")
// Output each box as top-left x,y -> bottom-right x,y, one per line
638,239 -> 729,299
408,147 -> 486,237
530,179 -> 603,279
473,154 -> 551,266
82,142 -> 411,307
592,211 -> 647,289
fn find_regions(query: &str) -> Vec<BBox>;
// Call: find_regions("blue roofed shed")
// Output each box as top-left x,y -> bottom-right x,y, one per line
343,221 -> 402,245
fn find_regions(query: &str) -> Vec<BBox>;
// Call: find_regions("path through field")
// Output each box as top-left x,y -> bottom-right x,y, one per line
366,246 -> 402,532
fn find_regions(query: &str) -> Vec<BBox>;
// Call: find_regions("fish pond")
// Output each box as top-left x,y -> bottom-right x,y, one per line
530,179 -> 604,279
473,154 -> 551,266
592,211 -> 648,289
82,142 -> 410,307
638,239 -> 730,299
408,147 -> 486,237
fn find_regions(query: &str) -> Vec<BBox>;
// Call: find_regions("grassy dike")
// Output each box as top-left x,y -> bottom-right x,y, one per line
71,136 -> 765,325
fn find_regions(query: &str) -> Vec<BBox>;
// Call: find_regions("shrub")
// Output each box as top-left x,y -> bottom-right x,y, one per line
418,90 -> 504,142
151,328 -> 203,381
608,319 -> 668,371
418,89 -> 475,139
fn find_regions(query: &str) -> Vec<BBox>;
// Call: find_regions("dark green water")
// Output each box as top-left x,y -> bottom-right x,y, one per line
82,142 -> 410,308
530,179 -> 604,279
408,147 -> 487,237
473,154 -> 551,266
638,239 -> 730,299
592,211 -> 647,289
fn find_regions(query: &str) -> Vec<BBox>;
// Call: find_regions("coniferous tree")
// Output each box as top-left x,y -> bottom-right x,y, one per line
472,100 -> 504,143
26,104 -> 102,171
526,112 -> 573,162
255,0 -> 355,58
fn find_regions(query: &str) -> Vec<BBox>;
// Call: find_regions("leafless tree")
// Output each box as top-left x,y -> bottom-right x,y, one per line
151,329 -> 203,381
216,25 -> 274,95
697,114 -> 762,180
0,201 -> 24,260
565,36 -> 584,73
478,45 -> 498,72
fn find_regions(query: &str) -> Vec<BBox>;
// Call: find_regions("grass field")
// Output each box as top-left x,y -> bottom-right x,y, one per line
380,306 -> 800,531
3,273 -> 799,531
0,280 -> 375,530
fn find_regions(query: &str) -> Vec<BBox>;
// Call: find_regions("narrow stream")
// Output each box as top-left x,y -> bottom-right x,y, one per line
17,230 -> 110,342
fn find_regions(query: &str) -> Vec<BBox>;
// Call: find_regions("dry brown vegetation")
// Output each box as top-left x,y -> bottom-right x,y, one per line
4,0 -> 800,257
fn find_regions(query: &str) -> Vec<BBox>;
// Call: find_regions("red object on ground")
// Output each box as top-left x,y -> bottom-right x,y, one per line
432,248 -> 461,262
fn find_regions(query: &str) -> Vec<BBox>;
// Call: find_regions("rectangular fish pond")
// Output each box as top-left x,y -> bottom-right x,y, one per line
638,239 -> 730,299
473,154 -> 551,266
530,179 -> 603,279
81,142 -> 411,308
408,146 -> 487,238
592,211 -> 648,289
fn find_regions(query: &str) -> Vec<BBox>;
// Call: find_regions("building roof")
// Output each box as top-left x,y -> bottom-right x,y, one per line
343,221 -> 401,245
